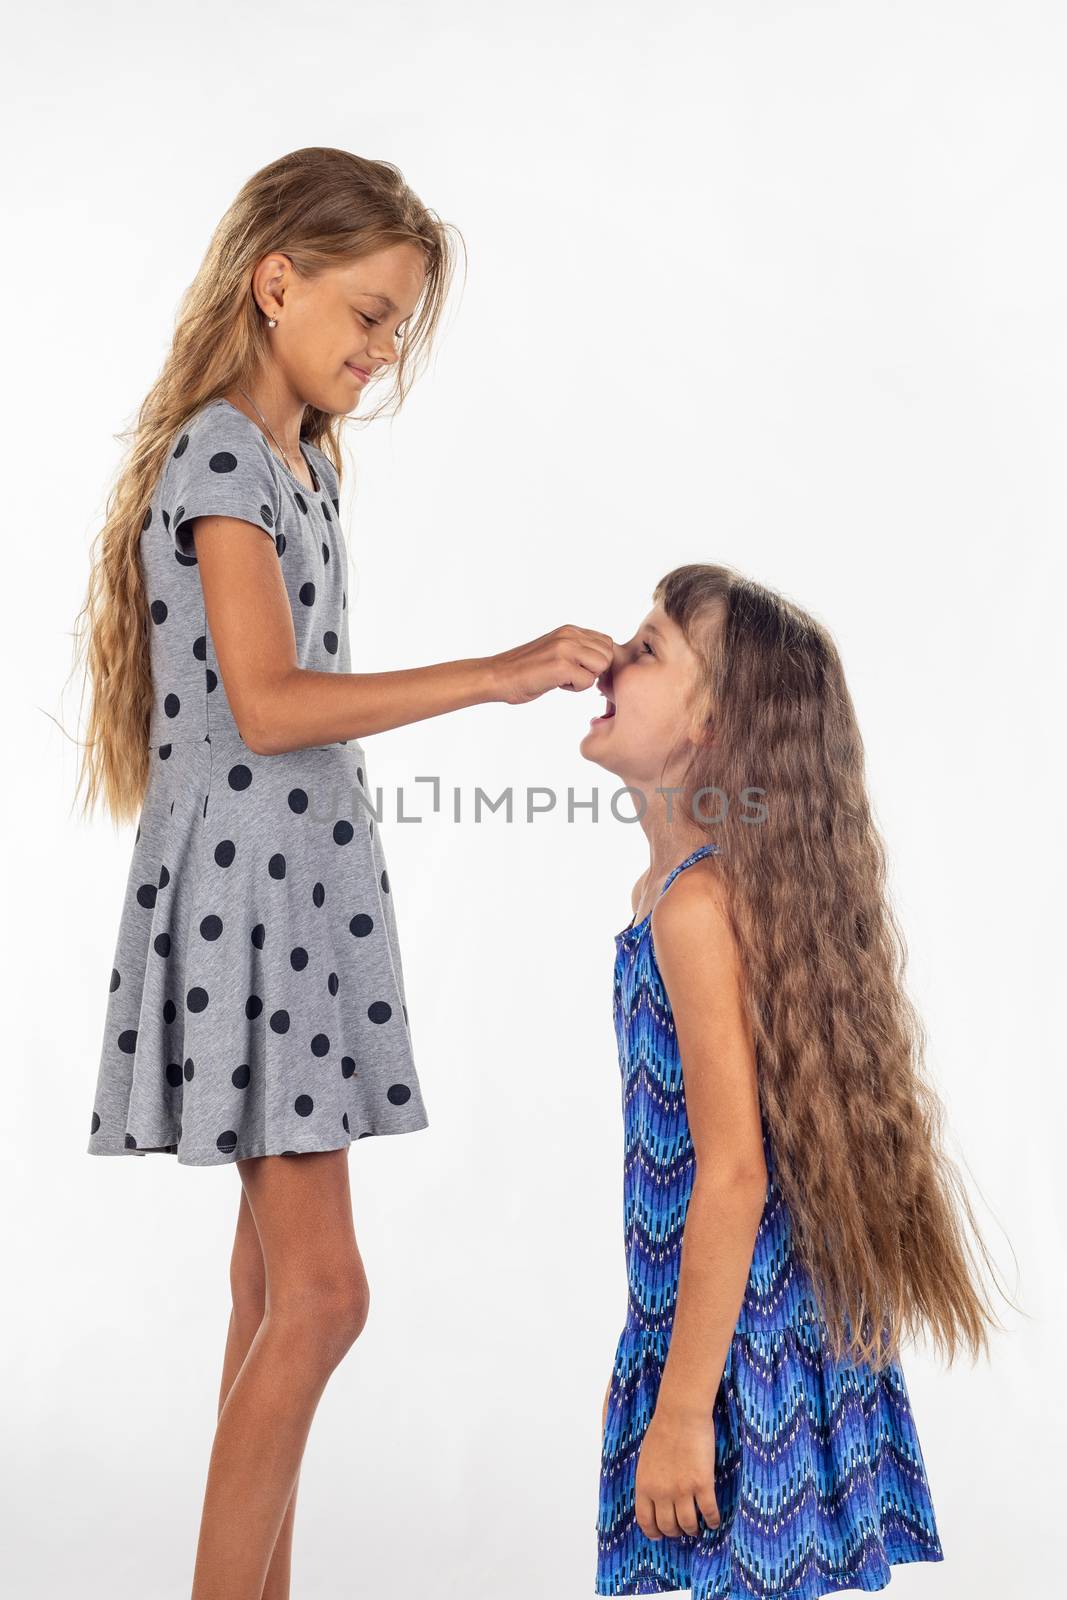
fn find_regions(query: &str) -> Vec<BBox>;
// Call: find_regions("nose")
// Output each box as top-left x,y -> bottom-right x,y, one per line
597,641 -> 622,696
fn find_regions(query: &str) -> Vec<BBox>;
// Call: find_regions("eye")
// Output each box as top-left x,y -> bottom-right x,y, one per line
358,312 -> 379,328
641,639 -> 655,656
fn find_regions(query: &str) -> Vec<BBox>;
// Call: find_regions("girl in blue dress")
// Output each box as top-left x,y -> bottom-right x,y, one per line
580,563 -> 1008,1599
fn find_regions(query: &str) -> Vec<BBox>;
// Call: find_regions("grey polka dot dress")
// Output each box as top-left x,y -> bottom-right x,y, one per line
86,398 -> 430,1166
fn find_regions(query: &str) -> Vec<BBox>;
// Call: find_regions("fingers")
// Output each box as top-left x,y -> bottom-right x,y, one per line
555,625 -> 613,693
634,1486 -> 721,1542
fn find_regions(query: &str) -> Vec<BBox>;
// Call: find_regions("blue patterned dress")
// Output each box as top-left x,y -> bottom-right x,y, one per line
595,845 -> 944,1599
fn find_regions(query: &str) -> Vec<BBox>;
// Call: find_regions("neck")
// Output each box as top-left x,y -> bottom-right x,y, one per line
628,783 -> 710,878
225,370 -> 307,455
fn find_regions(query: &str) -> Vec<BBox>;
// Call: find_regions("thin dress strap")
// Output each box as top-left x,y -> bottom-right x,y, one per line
657,843 -> 719,900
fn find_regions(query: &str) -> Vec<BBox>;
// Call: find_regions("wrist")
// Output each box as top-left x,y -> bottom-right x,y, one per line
653,1380 -> 719,1428
472,653 -> 502,704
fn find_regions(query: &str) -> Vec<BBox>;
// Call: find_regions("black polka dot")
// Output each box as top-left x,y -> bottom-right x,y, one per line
342,1111 -> 350,1132
163,999 -> 176,1024
158,864 -> 170,889
387,1084 -> 412,1106
268,853 -> 286,879
228,764 -> 252,791
270,1009 -> 290,1034
341,1056 -> 356,1079
187,986 -> 209,1012
288,789 -> 308,813
299,582 -> 316,606
322,541 -> 330,563
158,743 -> 172,760
193,635 -> 207,661
295,492 -> 308,515
295,1094 -> 314,1117
136,882 -> 157,909
349,914 -> 373,937
275,532 -> 287,556
154,932 -> 171,957
327,971 -> 339,995
324,631 -> 338,654
381,870 -> 390,894
246,994 -> 263,1018
215,839 -> 236,867
173,433 -> 190,458
368,1001 -> 392,1025
357,767 -> 364,786
205,669 -> 217,693
333,819 -> 353,845
150,599 -> 168,624
164,692 -> 180,718
165,1063 -> 183,1087
260,504 -> 275,528
209,450 -> 238,474
311,1033 -> 330,1057
90,1110 -> 101,1133
200,914 -> 223,940
125,1133 -> 138,1149
250,925 -> 265,949
118,1028 -> 138,1054
290,946 -> 308,971
109,967 -> 121,992
312,882 -> 325,908
183,1057 -> 195,1081
217,1130 -> 238,1153
232,1064 -> 251,1088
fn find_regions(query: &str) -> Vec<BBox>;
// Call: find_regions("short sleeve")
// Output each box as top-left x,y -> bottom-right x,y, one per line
163,403 -> 283,559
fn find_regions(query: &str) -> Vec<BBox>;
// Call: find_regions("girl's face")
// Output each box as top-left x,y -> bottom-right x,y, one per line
253,241 -> 426,414
580,605 -> 708,791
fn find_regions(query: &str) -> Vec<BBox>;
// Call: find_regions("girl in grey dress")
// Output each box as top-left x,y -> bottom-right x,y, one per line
73,146 -> 614,1600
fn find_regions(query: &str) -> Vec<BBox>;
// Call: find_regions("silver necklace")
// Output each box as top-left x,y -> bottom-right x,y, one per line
236,387 -> 311,486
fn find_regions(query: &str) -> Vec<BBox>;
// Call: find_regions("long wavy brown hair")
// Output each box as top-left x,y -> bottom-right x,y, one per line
70,147 -> 462,825
656,562 -> 1016,1370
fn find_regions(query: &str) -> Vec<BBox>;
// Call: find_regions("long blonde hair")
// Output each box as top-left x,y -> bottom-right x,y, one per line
71,147 -> 462,824
657,561 -> 1017,1369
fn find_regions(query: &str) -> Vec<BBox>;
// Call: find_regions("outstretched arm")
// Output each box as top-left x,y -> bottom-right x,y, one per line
192,515 -> 614,753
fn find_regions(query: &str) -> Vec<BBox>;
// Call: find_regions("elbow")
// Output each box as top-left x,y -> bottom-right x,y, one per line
242,721 -> 285,757
236,698 -> 284,757
693,1157 -> 768,1206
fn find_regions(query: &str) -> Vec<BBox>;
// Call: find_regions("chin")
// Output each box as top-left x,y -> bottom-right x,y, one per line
579,728 -> 619,775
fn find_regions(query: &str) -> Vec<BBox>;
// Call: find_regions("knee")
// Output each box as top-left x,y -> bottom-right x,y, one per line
277,1272 -> 370,1367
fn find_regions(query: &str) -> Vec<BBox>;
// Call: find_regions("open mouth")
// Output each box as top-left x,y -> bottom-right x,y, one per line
590,692 -> 616,725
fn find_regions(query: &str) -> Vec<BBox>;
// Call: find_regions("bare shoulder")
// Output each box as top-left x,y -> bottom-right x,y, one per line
650,854 -> 738,974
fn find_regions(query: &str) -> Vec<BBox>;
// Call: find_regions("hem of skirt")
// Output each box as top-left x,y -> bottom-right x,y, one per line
592,1544 -> 945,1598
85,1112 -> 430,1168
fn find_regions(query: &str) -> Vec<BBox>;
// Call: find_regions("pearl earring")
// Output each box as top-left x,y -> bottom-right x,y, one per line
267,317 -> 277,328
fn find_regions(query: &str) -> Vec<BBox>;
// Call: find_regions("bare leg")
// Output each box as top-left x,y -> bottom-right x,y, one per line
215,1186 -> 300,1600
191,1149 -> 369,1600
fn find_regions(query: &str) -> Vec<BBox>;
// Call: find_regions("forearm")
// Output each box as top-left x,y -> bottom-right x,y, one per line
243,656 -> 498,754
654,1170 -> 767,1423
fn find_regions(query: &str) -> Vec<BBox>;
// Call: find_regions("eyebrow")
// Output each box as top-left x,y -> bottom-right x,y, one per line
644,622 -> 666,641
362,293 -> 400,313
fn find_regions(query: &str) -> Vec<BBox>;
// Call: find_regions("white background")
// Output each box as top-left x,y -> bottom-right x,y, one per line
4,2 -> 1064,1595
